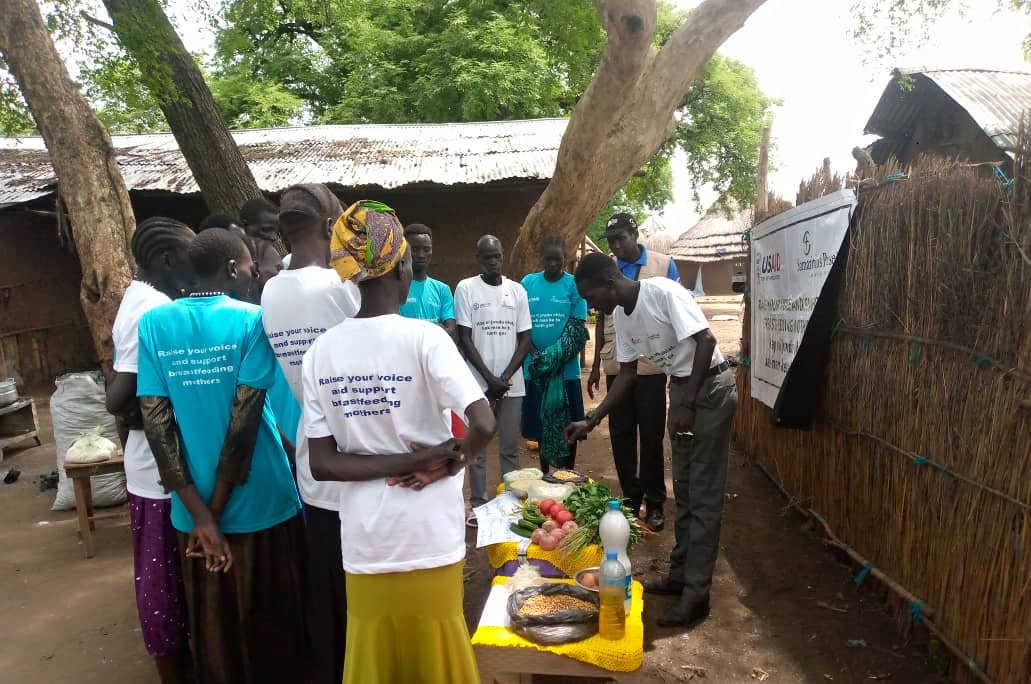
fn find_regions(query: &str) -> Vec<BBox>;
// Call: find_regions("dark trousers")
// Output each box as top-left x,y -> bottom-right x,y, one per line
303,505 -> 347,684
606,373 -> 668,510
668,370 -> 737,604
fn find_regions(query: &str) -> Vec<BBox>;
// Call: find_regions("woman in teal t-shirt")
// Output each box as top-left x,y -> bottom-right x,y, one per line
137,229 -> 304,684
520,235 -> 589,471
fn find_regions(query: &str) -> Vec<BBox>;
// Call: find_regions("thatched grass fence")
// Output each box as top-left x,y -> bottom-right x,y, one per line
736,157 -> 1031,684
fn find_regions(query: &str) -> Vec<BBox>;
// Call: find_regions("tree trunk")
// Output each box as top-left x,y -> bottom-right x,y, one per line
102,0 -> 263,216
0,0 -> 135,371
513,0 -> 767,274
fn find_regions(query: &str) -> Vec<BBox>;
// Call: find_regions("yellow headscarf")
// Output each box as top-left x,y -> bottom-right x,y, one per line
330,200 -> 408,282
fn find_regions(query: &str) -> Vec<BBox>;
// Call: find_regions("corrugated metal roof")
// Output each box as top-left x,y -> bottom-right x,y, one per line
0,118 -> 568,207
669,199 -> 751,263
865,67 -> 1031,153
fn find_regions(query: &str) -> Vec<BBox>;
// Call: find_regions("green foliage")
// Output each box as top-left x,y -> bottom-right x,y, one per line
82,58 -> 168,133
212,0 -> 601,124
210,74 -> 304,128
671,54 -> 776,212
0,66 -> 37,136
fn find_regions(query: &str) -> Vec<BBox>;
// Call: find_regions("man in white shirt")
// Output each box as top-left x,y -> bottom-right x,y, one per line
566,253 -> 737,631
454,235 -> 533,521
260,183 -> 359,684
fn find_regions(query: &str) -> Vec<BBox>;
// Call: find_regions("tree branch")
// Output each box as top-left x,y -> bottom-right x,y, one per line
512,0 -> 768,273
79,10 -> 115,33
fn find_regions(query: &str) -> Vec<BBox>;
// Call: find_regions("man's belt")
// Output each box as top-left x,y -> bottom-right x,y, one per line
670,361 -> 730,384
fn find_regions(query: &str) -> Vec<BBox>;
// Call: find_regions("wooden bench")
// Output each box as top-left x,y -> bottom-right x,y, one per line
63,456 -> 125,558
0,397 -> 41,461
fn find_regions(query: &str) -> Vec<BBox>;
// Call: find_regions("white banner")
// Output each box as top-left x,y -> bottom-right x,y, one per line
751,189 -> 856,408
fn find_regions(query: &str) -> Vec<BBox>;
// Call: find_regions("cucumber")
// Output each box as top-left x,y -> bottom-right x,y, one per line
510,523 -> 534,538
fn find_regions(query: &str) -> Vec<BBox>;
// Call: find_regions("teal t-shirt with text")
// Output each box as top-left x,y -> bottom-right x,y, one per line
136,295 -> 301,534
521,272 -> 588,382
400,277 -> 455,325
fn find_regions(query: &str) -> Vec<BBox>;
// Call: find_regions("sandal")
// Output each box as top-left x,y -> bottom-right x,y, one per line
466,512 -> 479,528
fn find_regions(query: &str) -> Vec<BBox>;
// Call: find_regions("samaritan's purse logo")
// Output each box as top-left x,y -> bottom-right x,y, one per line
802,230 -> 812,256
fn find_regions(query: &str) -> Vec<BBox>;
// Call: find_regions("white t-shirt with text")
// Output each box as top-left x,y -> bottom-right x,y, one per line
301,315 -> 485,574
112,280 -> 171,500
261,266 -> 360,510
615,277 -> 726,377
453,275 -> 532,398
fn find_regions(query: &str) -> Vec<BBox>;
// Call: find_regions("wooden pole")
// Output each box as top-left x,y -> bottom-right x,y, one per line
742,125 -> 771,363
757,128 -> 771,219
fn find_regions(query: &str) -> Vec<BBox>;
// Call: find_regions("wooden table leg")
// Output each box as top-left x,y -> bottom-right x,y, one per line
85,477 -> 95,531
72,477 -> 95,558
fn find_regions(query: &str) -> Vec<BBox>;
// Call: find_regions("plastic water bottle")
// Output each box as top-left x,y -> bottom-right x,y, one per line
598,551 -> 627,640
599,499 -> 631,611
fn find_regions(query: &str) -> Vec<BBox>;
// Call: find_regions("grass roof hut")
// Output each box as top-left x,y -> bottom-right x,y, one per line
669,199 -> 751,296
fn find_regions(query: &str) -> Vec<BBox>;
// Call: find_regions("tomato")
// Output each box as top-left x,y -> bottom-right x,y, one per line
539,499 -> 556,515
555,510 -> 574,525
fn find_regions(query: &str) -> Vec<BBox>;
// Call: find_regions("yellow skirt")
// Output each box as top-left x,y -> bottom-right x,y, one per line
343,561 -> 480,684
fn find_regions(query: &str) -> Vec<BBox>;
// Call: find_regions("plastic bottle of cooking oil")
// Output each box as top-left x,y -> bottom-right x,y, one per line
599,499 -> 631,611
598,551 -> 627,640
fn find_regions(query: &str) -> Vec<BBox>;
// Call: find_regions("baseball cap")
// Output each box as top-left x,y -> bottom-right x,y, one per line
603,213 -> 638,238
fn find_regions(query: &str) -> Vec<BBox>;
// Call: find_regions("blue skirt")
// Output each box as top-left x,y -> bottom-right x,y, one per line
521,378 -> 585,441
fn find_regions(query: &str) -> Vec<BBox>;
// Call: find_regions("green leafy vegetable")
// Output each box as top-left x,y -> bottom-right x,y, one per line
561,482 -> 641,557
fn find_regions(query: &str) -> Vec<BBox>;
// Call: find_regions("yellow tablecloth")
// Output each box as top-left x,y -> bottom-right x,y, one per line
471,577 -> 644,672
485,541 -> 604,578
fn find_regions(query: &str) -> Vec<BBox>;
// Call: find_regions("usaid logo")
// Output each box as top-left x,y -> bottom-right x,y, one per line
757,252 -> 781,274
473,302 -> 491,311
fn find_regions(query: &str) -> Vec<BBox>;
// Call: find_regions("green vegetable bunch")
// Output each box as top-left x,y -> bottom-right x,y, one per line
560,482 -> 642,557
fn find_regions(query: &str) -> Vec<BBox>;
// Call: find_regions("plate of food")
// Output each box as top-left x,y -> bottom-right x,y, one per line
543,468 -> 589,486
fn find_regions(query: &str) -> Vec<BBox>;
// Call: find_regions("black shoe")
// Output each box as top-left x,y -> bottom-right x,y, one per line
656,598 -> 710,629
643,576 -> 684,595
643,503 -> 665,532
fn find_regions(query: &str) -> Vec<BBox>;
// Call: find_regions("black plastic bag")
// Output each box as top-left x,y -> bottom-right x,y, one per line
507,583 -> 599,645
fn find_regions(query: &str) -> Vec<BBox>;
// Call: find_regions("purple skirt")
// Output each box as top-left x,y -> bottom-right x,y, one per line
129,494 -> 190,657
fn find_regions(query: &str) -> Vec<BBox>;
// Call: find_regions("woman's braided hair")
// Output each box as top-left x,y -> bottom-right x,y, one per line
131,216 -> 194,268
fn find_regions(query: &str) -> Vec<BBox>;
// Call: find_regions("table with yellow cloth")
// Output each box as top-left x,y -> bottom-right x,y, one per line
472,576 -> 646,682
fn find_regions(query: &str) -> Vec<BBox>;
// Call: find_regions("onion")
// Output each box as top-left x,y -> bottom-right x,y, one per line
539,534 -> 558,551
561,521 -> 579,532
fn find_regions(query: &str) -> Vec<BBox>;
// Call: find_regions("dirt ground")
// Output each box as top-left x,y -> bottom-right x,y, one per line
0,297 -> 948,684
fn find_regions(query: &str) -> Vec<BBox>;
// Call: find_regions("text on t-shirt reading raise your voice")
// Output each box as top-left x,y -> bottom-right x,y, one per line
318,373 -> 414,418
